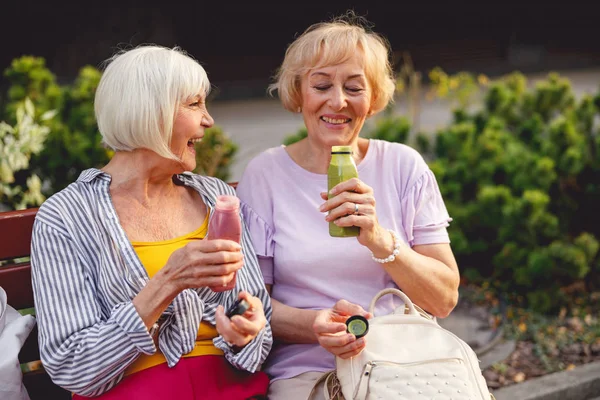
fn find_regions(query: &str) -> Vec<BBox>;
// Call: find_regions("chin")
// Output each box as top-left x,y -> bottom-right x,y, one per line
320,135 -> 354,148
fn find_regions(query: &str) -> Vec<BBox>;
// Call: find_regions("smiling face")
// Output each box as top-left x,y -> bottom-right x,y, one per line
300,53 -> 372,148
170,94 -> 214,172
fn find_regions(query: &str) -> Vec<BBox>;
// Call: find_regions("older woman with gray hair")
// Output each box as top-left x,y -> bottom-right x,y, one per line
237,13 -> 460,399
30,45 -> 272,399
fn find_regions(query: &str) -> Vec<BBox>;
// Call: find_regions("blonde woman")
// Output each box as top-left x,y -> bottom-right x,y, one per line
237,13 -> 460,399
31,45 -> 272,399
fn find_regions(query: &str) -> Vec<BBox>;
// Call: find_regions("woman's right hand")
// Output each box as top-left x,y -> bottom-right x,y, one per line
157,239 -> 243,292
312,299 -> 373,359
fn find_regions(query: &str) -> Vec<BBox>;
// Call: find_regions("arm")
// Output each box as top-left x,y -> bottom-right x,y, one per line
321,177 -> 459,318
266,285 -> 320,344
266,283 -> 371,359
372,238 -> 459,318
31,221 -> 156,396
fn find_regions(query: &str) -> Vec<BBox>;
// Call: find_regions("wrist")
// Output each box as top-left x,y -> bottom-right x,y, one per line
369,228 -> 396,259
153,269 -> 182,299
371,229 -> 403,264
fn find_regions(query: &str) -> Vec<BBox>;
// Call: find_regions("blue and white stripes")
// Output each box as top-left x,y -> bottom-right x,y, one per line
30,168 -> 272,397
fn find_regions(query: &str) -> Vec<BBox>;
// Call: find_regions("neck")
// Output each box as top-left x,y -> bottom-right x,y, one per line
296,137 -> 366,174
102,149 -> 184,203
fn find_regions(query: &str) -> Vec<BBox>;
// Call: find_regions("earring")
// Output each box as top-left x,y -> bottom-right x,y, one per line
297,107 -> 302,113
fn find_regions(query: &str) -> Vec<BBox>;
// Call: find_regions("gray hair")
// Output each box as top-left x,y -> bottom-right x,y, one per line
95,45 -> 211,160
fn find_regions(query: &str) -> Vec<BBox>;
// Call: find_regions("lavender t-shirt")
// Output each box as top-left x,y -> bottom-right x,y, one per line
236,139 -> 452,382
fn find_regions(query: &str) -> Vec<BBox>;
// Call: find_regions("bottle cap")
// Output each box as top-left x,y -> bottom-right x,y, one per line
215,195 -> 240,212
331,145 -> 353,154
346,315 -> 369,338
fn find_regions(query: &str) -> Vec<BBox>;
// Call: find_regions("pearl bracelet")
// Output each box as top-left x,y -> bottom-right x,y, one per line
371,229 -> 402,263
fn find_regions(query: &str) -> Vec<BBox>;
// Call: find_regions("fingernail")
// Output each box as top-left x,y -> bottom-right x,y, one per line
318,204 -> 325,212
329,189 -> 336,195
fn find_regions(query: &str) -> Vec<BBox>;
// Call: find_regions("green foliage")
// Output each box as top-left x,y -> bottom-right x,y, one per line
430,71 -> 600,313
428,67 -> 485,108
3,57 -> 110,193
368,116 -> 410,143
193,126 -> 238,181
0,98 -> 52,210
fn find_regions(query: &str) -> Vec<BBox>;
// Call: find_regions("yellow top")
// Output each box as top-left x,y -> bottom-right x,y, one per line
125,212 -> 223,376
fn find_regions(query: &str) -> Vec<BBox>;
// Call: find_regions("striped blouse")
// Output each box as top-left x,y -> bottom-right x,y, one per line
30,168 -> 273,397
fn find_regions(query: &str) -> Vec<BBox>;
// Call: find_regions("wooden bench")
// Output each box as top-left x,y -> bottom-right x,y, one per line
0,207 -> 71,399
0,183 -> 239,398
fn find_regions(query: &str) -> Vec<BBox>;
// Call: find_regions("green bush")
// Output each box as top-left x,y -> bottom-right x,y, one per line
426,72 -> 600,313
0,98 -> 52,210
2,56 -> 110,194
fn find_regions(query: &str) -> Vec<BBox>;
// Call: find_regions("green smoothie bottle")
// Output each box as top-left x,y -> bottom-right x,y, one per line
328,145 -> 360,237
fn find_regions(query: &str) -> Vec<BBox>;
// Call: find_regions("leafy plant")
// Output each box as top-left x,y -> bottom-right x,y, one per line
193,126 -> 238,181
428,71 -> 600,312
2,56 -> 110,194
0,98 -> 53,210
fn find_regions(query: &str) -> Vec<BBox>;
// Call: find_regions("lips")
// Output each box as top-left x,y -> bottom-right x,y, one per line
321,116 -> 351,124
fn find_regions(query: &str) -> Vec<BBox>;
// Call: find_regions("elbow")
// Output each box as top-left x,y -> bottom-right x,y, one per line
431,276 -> 460,318
43,360 -> 107,397
434,289 -> 459,319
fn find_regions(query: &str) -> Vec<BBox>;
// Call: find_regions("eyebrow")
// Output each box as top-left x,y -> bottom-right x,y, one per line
309,72 -> 365,80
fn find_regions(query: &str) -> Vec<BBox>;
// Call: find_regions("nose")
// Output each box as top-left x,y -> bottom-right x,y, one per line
202,111 -> 214,128
328,87 -> 348,111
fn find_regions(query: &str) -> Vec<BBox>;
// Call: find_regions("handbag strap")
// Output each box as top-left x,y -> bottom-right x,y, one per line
307,371 -> 343,400
369,288 -> 418,316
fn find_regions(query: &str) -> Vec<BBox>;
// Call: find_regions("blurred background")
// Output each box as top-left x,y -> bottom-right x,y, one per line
1,2 -> 600,180
1,1 -> 600,391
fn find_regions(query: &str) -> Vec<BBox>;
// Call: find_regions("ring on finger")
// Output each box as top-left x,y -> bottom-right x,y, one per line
354,203 -> 359,215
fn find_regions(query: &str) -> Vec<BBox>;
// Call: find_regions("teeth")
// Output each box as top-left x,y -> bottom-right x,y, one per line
189,138 -> 202,143
322,116 -> 350,124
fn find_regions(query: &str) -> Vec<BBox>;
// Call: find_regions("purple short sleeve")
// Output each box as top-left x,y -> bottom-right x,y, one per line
401,169 -> 452,246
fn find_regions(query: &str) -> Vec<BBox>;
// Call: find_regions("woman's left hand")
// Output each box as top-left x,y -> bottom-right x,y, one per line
320,178 -> 393,255
215,291 -> 267,349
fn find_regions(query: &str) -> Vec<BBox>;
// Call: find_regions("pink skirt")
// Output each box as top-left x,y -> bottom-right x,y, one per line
72,355 -> 269,399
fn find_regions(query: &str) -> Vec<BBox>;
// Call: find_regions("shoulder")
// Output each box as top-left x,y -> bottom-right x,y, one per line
238,146 -> 288,194
34,180 -> 94,234
371,139 -> 427,168
368,139 -> 433,195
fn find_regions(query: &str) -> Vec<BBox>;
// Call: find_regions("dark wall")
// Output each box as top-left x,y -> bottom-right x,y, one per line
2,2 -> 599,100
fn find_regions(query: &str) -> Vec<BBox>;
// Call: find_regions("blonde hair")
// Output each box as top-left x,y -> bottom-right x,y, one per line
95,45 -> 211,160
269,13 -> 395,115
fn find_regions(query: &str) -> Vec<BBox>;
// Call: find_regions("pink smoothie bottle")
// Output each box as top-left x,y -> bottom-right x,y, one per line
207,195 -> 242,292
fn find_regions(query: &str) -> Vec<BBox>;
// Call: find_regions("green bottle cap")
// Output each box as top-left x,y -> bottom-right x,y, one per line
346,315 -> 369,338
331,145 -> 353,154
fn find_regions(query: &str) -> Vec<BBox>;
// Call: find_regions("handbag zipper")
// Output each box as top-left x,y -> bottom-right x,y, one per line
354,358 -> 465,399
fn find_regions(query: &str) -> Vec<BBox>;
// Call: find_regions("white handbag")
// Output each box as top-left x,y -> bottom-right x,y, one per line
311,288 -> 493,400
